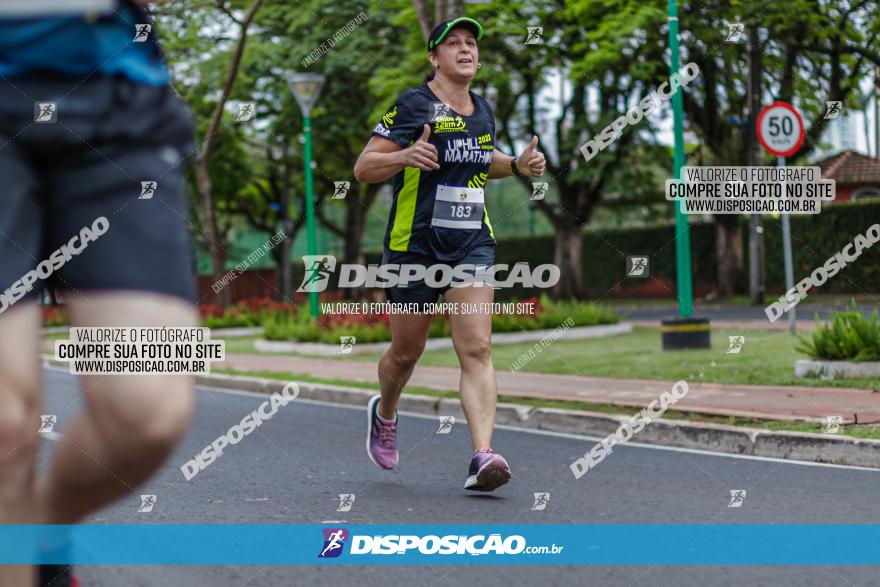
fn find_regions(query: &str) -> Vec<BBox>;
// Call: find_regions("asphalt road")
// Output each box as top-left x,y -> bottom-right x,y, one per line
36,368 -> 880,586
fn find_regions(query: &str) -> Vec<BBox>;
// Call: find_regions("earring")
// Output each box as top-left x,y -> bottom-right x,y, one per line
477,63 -> 482,69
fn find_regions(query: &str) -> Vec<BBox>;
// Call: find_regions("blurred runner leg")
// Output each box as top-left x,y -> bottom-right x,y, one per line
0,303 -> 44,587
34,293 -> 196,524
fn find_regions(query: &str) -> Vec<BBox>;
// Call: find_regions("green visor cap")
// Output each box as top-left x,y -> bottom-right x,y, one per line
427,17 -> 484,50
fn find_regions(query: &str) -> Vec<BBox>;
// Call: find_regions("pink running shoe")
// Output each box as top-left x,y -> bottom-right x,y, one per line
464,448 -> 511,492
366,395 -> 398,470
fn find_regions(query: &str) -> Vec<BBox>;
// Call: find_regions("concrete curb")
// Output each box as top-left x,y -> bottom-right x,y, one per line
210,326 -> 264,337
254,322 -> 632,356
195,372 -> 880,469
795,359 -> 880,379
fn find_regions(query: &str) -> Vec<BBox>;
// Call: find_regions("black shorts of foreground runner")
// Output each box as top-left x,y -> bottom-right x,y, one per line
0,76 -> 197,305
661,317 -> 711,350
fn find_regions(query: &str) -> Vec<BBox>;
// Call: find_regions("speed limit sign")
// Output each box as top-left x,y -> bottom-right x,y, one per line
756,101 -> 804,157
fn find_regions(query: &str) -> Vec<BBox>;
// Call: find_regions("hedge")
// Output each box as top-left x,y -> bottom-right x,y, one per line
760,200 -> 880,294
304,199 -> 880,299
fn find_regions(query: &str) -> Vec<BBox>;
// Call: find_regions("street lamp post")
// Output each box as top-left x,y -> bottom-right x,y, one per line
667,0 -> 693,318
287,73 -> 326,318
661,0 -> 711,350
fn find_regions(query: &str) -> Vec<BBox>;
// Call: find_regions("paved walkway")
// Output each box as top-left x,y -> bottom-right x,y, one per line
219,353 -> 880,424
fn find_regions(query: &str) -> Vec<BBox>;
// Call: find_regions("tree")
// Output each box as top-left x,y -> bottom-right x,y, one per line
374,0 -> 667,299
571,0 -> 880,297
195,0 -> 263,306
157,0 -> 264,306
263,0 -> 416,299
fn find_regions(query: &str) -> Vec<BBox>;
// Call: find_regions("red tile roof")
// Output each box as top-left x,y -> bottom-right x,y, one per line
813,149 -> 880,184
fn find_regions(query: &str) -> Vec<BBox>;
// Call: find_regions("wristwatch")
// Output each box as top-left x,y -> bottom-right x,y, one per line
511,158 -> 528,179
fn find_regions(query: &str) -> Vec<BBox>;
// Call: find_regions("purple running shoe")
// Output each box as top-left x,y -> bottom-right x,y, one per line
366,395 -> 398,469
464,448 -> 511,491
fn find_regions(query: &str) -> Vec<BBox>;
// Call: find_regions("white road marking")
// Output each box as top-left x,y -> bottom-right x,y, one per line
192,383 -> 880,473
40,367 -> 880,473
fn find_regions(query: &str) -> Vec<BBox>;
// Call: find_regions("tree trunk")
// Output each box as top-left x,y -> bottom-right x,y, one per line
715,217 -> 744,297
411,0 -> 432,42
342,193 -> 367,301
434,0 -> 447,24
552,223 -> 584,300
447,0 -> 463,18
191,0 -> 262,308
194,157 -> 228,307
279,219 -> 294,302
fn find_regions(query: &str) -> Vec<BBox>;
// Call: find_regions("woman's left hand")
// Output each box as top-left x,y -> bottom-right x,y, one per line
517,136 -> 546,178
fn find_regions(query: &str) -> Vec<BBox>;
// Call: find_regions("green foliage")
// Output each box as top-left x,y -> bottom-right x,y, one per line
760,201 -> 880,293
202,310 -> 263,329
261,295 -> 618,342
797,302 -> 880,362
484,221 -> 718,299
262,310 -> 314,341
534,295 -> 619,329
263,310 -> 394,343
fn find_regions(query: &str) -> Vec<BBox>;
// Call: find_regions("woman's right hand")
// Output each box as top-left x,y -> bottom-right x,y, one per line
400,124 -> 440,171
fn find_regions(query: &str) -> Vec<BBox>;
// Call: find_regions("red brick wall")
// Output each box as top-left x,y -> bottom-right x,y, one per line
611,275 -> 715,299
195,270 -> 349,305
196,269 -> 279,303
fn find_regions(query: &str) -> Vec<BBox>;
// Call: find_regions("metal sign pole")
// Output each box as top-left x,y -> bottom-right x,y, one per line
779,155 -> 796,334
667,0 -> 694,318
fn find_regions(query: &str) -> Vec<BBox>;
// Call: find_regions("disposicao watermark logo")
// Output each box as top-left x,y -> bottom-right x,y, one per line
524,26 -> 544,45
337,494 -> 355,512
298,255 -> 338,293
626,255 -> 649,277
39,415 -> 57,433
764,223 -> 879,323
316,528 -> 564,558
139,181 -> 157,200
350,534 -> 530,555
728,490 -> 747,508
236,102 -> 256,122
35,102 -> 57,123
297,256 -> 560,292
824,101 -> 842,120
138,494 -> 157,513
727,336 -> 745,354
570,380 -> 689,478
332,181 -> 350,199
180,383 -> 300,480
724,22 -> 746,43
579,62 -> 700,162
823,415 -> 843,434
133,23 -> 151,42
0,216 -> 109,316
531,492 -> 550,511
436,416 -> 455,434
319,528 -> 349,558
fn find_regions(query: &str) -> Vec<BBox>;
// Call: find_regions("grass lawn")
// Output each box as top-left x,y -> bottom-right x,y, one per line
40,329 -> 880,437
400,327 -> 880,390
215,368 -> 880,441
605,294 -> 878,308
45,326 -> 880,390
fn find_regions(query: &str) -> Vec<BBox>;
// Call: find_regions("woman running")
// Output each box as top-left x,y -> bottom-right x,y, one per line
353,17 -> 546,492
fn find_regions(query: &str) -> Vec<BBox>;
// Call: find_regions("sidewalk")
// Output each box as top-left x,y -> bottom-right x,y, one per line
219,353 -> 880,425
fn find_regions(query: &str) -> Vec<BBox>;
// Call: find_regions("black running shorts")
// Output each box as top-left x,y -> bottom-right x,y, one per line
381,244 -> 495,309
0,74 -> 197,310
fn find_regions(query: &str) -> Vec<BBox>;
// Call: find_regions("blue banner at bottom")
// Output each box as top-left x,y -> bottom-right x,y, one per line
0,524 -> 878,565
